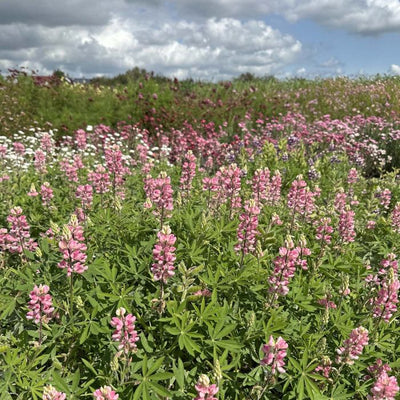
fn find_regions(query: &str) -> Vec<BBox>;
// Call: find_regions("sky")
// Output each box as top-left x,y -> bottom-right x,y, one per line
1,0 -> 400,81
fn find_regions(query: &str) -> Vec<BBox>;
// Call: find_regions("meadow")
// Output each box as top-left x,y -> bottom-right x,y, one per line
1,71 -> 400,399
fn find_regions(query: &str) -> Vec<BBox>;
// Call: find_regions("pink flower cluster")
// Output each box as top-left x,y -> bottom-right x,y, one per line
251,168 -> 282,206
347,168 -> 358,184
151,225 -> 176,283
93,386 -> 119,400
338,209 -> 356,243
88,165 -> 111,194
104,145 -> 130,189
235,200 -> 260,256
315,217 -> 334,244
315,356 -> 332,378
75,129 -> 87,150
40,182 -> 54,207
268,236 -> 310,297
261,335 -> 288,374
110,307 -> 140,354
34,149 -> 47,174
194,375 -> 219,400
58,220 -> 87,276
287,176 -> 316,217
215,164 -> 242,213
26,284 -> 54,324
42,385 -> 66,400
334,189 -> 347,214
60,158 -> 79,183
367,254 -> 400,323
367,360 -> 399,400
179,150 -> 196,196
391,203 -> 400,233
0,206 -> 37,254
144,172 -> 174,221
375,188 -> 391,210
336,326 -> 369,365
76,184 -> 93,209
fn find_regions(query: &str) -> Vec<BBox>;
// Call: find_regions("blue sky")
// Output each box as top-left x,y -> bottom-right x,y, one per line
0,0 -> 399,80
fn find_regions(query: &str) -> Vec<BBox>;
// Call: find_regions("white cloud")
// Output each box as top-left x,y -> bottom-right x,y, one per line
390,64 -> 400,75
0,17 -> 302,80
282,0 -> 400,34
163,0 -> 400,35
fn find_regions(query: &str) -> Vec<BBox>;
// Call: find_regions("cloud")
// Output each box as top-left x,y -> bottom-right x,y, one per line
0,0 -> 126,27
282,0 -> 400,35
147,0 -> 400,35
0,16 -> 302,80
390,64 -> 400,75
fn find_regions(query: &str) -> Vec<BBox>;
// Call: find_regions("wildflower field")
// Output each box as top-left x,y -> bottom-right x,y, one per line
2,72 -> 400,399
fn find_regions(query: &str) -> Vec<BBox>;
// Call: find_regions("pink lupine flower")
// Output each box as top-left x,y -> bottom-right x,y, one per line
40,133 -> 54,153
193,288 -> 212,297
110,307 -> 139,354
334,189 -> 347,214
315,356 -> 332,378
375,188 -> 391,210
4,206 -> 37,254
318,296 -> 337,309
287,175 -> 316,218
267,170 -> 282,205
0,174 -> 10,183
368,370 -> 399,400
60,158 -> 79,183
205,156 -> 214,170
315,217 -> 334,244
370,274 -> 399,323
88,165 -> 111,194
366,254 -> 399,323
252,167 -> 270,206
42,385 -> 66,400
58,218 -> 87,276
261,335 -> 288,374
151,225 -> 176,283
347,168 -> 358,184
336,327 -> 369,365
76,185 -> 93,209
73,155 -> 84,169
34,149 -> 47,174
202,176 -> 219,192
215,164 -> 242,215
13,141 -> 25,155
93,386 -> 119,400
367,359 -> 392,379
26,284 -> 54,324
0,228 -> 8,251
40,182 -> 54,207
104,144 -> 130,190
144,172 -> 174,224
28,183 -> 39,197
0,144 -> 6,158
380,253 -> 398,275
338,208 -> 356,243
296,235 -> 311,270
74,207 -> 86,223
235,200 -> 260,256
179,150 -> 197,197
268,236 -> 300,297
366,220 -> 376,230
194,375 -> 219,400
391,203 -> 400,233
271,213 -> 283,225
75,129 -> 87,150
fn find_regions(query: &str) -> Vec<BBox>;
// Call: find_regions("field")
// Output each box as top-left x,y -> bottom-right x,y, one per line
1,71 -> 400,399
